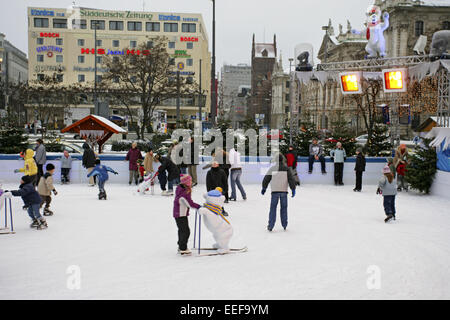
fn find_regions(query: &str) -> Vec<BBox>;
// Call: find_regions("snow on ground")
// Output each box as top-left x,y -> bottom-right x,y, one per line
0,182 -> 449,300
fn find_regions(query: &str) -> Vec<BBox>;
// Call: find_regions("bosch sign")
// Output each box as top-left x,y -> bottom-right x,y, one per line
180,37 -> 198,42
40,32 -> 60,38
31,9 -> 54,16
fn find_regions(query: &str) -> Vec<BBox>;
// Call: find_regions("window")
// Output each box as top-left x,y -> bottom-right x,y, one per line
37,74 -> 45,81
37,38 -> 44,45
186,77 -> 193,84
95,75 -> 102,83
78,74 -> 85,82
37,54 -> 44,62
109,21 -> 123,31
91,20 -> 105,30
78,56 -> 85,63
78,39 -> 85,46
285,94 -> 290,102
56,55 -> 63,63
53,18 -> 67,29
182,23 -> 196,33
443,21 -> 450,30
168,42 -> 175,49
130,41 -> 137,48
186,42 -> 193,49
169,58 -> 175,66
128,21 -> 142,31
164,23 -> 178,32
56,74 -> 63,83
34,18 -> 49,28
415,21 -> 424,37
146,41 -> 153,48
286,81 -> 290,88
72,19 -> 87,29
187,59 -> 193,67
113,40 -> 120,47
96,56 -> 102,64
113,56 -> 120,64
146,22 -> 160,32
96,39 -> 102,47
56,38 -> 63,45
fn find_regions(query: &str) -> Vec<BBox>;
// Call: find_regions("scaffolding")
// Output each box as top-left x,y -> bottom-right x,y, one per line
437,67 -> 450,128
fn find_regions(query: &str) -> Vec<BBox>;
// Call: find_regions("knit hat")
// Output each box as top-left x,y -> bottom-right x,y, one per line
180,174 -> 192,187
356,147 -> 363,153
207,190 -> 222,197
46,163 -> 55,171
21,175 -> 32,184
382,166 -> 391,174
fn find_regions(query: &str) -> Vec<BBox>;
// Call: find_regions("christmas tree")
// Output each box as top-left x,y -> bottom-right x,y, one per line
366,124 -> 392,156
281,120 -> 318,156
0,128 -> 28,154
405,138 -> 437,194
323,116 -> 357,156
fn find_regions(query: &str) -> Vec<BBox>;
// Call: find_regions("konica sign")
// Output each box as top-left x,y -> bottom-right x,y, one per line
31,9 -> 55,16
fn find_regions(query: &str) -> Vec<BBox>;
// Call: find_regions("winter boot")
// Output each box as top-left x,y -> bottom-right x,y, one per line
37,218 -> 48,230
179,249 -> 192,256
30,219 -> 40,228
384,214 -> 394,223
43,207 -> 54,216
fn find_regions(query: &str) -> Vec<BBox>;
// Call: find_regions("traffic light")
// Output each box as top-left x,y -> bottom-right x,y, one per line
382,68 -> 407,93
339,72 -> 362,94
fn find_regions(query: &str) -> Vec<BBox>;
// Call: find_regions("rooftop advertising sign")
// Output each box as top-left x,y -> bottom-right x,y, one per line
80,9 -> 153,20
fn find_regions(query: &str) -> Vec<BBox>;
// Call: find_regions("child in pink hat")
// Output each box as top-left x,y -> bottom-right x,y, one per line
377,166 -> 398,223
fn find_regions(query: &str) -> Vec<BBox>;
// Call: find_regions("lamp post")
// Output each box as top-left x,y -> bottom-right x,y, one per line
93,20 -> 99,115
321,25 -> 330,131
198,59 -> 202,123
289,58 -> 294,145
210,0 -> 217,126
176,70 -> 181,127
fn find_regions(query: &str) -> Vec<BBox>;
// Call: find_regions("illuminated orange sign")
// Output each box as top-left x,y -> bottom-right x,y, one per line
382,68 -> 407,93
339,72 -> 362,95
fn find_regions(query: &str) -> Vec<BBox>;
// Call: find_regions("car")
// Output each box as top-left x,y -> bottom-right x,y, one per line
27,139 -> 84,154
355,134 -> 368,146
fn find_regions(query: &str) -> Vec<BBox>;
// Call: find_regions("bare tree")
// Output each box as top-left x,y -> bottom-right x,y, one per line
101,36 -> 196,139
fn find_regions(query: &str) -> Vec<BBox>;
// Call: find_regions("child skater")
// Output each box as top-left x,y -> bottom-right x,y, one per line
3,175 -> 48,229
330,142 -> 347,186
173,174 -> 201,255
87,159 -> 118,200
353,147 -> 366,192
60,150 -> 73,184
137,159 -> 146,184
37,163 -> 58,216
377,166 -> 398,223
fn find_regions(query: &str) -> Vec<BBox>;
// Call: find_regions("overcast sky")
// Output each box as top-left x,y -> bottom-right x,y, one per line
1,0 -> 374,72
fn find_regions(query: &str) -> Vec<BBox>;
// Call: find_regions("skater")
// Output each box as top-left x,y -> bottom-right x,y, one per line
330,142 -> 347,186
143,148 -> 154,176
125,142 -> 143,185
228,145 -> 247,201
3,176 -> 47,229
387,157 -> 396,177
216,147 -> 231,201
37,163 -> 58,216
137,159 -> 146,183
14,149 -> 38,187
60,150 -> 73,184
187,137 -> 199,187
198,189 -> 234,254
87,159 -> 118,200
285,145 -> 300,186
34,139 -> 47,184
154,154 -> 180,196
354,147 -> 366,192
377,166 -> 398,223
206,161 -> 229,203
173,174 -> 201,255
262,154 -> 297,232
308,138 -> 327,174
82,142 -> 97,186
394,144 -> 409,192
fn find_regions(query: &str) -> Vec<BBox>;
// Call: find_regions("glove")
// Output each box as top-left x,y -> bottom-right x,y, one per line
3,192 -> 13,198
331,157 -> 334,162
114,172 -> 119,175
14,169 -> 20,173
261,188 -> 266,195
291,189 -> 296,198
53,189 -> 58,195
376,188 -> 382,195
344,157 -> 347,161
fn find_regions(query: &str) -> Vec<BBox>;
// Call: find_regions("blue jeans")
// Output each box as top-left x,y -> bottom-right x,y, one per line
180,167 -> 187,174
168,177 -> 180,191
27,203 -> 42,220
268,192 -> 288,229
383,195 -> 396,216
230,169 -> 246,199
98,180 -> 106,193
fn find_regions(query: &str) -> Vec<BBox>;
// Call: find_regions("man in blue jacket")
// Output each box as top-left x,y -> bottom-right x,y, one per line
87,159 -> 118,200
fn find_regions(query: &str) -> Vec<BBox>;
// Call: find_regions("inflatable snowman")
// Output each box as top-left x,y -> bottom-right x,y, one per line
198,190 -> 233,254
353,5 -> 389,58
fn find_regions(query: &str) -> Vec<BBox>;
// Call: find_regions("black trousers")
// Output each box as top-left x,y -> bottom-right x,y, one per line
37,164 -> 44,185
355,171 -> 363,190
175,216 -> 190,251
61,168 -> 71,182
334,163 -> 344,185
308,155 -> 326,173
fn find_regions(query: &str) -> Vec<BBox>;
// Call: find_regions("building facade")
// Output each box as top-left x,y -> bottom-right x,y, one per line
271,56 -> 290,129
248,34 -> 277,128
27,6 -> 211,128
219,63 -> 251,128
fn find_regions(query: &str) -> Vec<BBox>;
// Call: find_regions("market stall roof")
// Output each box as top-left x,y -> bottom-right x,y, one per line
61,114 -> 127,135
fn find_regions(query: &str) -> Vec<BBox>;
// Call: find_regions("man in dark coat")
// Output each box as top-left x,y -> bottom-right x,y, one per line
125,142 -> 143,185
34,139 -> 47,184
154,154 -> 180,196
354,147 -> 366,192
206,161 -> 229,202
82,142 -> 97,186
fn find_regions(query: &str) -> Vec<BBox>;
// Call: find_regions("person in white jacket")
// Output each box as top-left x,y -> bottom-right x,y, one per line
228,147 -> 247,201
198,189 -> 233,254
